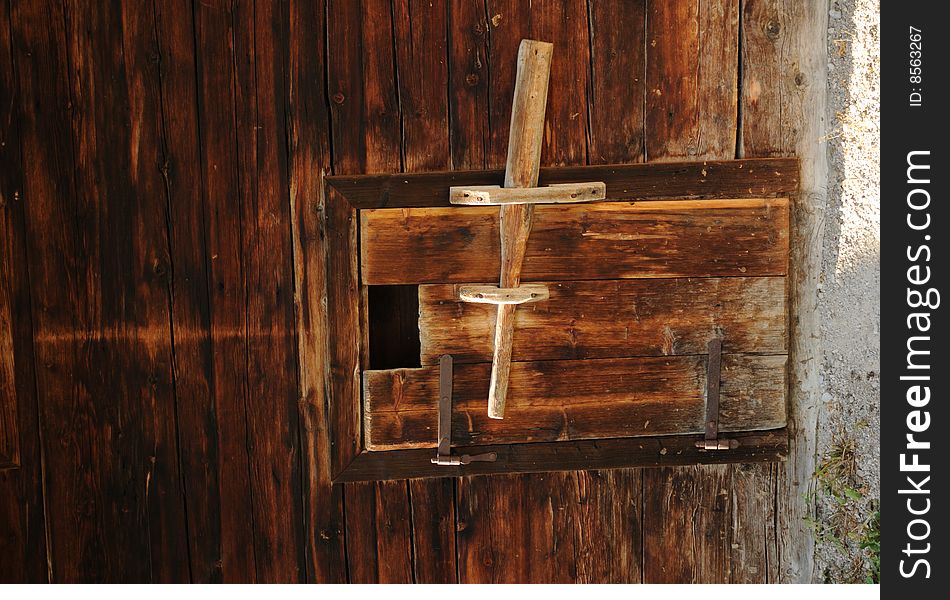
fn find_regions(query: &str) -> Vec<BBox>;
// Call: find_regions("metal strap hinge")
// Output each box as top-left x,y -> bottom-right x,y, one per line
431,355 -> 498,466
695,338 -> 739,451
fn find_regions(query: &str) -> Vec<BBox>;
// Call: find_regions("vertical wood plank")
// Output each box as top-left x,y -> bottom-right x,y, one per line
286,0 -> 347,583
586,0 -> 646,164
114,0 -> 192,581
327,0 -> 414,582
740,0 -> 828,583
192,0 -> 258,581
229,0 -> 305,582
151,0 -> 223,582
448,0 -> 490,169
9,0 -> 82,580
392,0 -> 459,583
0,0 -> 49,581
0,0 -> 21,472
643,466 -> 732,583
645,0 -> 739,161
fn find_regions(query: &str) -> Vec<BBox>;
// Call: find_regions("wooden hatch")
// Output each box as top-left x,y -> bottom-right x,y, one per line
323,157 -> 796,482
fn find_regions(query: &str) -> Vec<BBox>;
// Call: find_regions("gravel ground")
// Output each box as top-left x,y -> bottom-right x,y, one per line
813,0 -> 881,583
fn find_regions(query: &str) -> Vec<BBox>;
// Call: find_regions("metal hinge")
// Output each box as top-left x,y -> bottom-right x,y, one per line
431,355 -> 498,466
695,338 -> 739,451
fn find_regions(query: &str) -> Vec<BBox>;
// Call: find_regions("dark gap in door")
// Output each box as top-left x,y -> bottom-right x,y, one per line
368,285 -> 421,369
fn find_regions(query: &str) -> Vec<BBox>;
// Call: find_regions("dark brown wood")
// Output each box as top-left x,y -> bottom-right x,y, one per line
408,478 -> 458,583
643,465 -> 732,582
285,0 -> 347,583
344,481 -> 414,583
361,198 -> 789,284
337,429 -> 788,482
640,0 -> 777,585
364,354 -> 787,450
645,0 -> 739,161
192,0 -> 264,581
0,184 -> 18,469
231,0 -> 306,581
151,0 -> 224,582
327,157 -> 800,208
587,1 -> 647,165
0,0 -> 48,581
420,276 -> 787,364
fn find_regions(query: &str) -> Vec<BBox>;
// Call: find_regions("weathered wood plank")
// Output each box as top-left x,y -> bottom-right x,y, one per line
420,276 -> 788,364
230,0 -> 306,582
587,0 -> 647,165
0,0 -> 48,580
13,0 -> 190,581
447,0 -> 490,170
338,430 -> 789,482
327,157 -> 800,208
115,0 -> 192,581
365,354 -> 787,449
643,465 -> 732,582
151,0 -> 223,582
645,0 -> 739,161
741,0 -> 829,583
454,2 -> 645,583
361,198 -> 789,284
489,38 -> 553,419
192,0 -> 260,581
407,478 -> 458,583
286,0 -> 347,583
344,481 -> 414,583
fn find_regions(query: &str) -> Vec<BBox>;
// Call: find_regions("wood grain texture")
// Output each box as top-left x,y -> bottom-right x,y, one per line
286,0 -> 347,583
0,0 -> 812,583
458,471 -> 643,582
645,0 -> 739,161
643,465 -> 732,582
0,0 -> 48,581
364,354 -> 787,449
587,0 -> 646,165
12,0 -> 189,581
327,157 -> 799,209
362,198 -> 789,284
230,0 -> 306,581
741,0 -> 828,582
151,0 -> 224,582
420,276 -> 787,364
449,182 -> 605,205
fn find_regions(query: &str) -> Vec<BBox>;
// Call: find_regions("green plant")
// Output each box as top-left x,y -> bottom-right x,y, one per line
860,510 -> 881,584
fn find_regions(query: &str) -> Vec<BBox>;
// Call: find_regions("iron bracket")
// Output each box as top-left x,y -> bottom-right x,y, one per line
695,338 -> 739,451
431,355 -> 498,466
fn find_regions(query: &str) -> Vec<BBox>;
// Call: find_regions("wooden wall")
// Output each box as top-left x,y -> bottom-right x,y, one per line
0,0 -> 823,583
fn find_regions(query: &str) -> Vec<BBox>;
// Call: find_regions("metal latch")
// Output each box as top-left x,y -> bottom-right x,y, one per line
431,355 -> 498,466
695,338 -> 739,451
